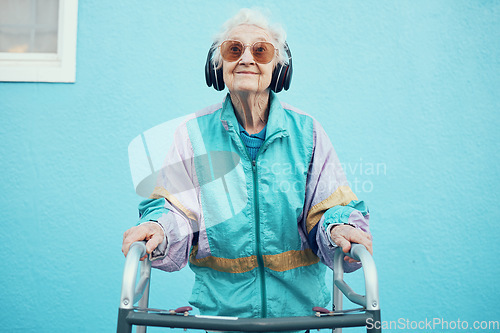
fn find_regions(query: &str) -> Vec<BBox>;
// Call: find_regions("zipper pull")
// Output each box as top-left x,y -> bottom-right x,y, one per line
252,160 -> 256,166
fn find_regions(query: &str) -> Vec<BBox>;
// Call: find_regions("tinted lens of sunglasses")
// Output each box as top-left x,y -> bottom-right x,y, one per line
251,42 -> 275,64
220,41 -> 275,64
220,41 -> 244,62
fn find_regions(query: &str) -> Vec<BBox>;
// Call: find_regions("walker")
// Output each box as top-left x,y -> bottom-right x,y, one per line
116,241 -> 381,332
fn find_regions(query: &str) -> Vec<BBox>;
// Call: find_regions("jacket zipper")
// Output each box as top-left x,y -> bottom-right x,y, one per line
251,131 -> 284,318
251,158 -> 267,318
234,128 -> 284,318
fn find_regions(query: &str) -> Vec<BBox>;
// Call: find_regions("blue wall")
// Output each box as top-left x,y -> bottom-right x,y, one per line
1,1 -> 499,332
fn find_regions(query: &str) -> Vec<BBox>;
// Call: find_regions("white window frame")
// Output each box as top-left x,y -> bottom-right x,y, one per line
0,0 -> 78,83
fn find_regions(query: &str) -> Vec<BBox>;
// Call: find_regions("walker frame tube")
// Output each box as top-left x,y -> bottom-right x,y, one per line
118,241 -> 150,333
333,244 -> 380,333
117,242 -> 381,333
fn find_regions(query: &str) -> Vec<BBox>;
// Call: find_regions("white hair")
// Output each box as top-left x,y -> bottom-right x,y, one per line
211,8 -> 288,68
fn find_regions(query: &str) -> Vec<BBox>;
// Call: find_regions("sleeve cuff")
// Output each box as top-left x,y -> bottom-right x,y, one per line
326,223 -> 341,247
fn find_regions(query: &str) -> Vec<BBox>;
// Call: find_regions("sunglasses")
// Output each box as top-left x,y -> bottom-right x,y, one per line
220,40 -> 277,64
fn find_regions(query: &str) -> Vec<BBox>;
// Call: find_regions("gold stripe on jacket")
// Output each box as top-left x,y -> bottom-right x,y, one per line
305,185 -> 358,233
189,246 -> 319,273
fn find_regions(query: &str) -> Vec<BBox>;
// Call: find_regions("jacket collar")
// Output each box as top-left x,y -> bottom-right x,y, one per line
220,91 -> 287,138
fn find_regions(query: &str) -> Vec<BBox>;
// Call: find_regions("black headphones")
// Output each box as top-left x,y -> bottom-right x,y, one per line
205,41 -> 293,93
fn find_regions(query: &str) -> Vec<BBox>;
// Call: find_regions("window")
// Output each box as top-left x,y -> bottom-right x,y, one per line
0,0 -> 78,82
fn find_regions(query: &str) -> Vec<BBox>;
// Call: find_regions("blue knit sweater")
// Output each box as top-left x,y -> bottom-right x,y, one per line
238,122 -> 267,160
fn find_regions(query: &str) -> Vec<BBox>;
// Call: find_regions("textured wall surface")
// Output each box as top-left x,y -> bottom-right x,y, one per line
0,1 -> 499,332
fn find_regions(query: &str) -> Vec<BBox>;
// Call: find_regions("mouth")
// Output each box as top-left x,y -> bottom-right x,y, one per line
236,71 -> 259,75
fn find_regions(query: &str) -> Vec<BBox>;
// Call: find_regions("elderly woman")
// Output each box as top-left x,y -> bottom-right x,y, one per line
122,8 -> 372,324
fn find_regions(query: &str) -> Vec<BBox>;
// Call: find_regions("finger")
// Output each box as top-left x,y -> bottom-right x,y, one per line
359,230 -> 372,243
352,235 -> 373,256
355,231 -> 373,255
146,233 -> 164,254
361,232 -> 373,248
331,228 -> 348,252
122,229 -> 130,241
334,237 -> 352,254
343,228 -> 366,244
122,232 -> 137,257
122,229 -> 133,253
122,229 -> 135,256
344,257 -> 359,263
354,236 -> 373,255
122,226 -> 149,256
345,230 -> 373,253
364,238 -> 373,255
358,231 -> 371,243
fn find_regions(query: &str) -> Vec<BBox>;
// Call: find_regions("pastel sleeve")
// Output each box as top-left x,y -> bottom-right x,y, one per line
301,120 -> 371,273
135,121 -> 201,272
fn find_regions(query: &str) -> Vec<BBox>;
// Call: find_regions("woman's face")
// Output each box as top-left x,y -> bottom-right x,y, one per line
222,25 -> 276,94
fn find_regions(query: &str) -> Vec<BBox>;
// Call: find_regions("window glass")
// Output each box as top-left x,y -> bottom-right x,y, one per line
0,0 -> 59,53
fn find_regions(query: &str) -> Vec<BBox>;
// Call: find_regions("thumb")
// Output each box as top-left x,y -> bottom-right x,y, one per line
336,237 -> 352,254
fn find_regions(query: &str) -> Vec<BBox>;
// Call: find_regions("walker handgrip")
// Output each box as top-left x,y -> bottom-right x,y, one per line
119,241 -> 151,310
346,243 -> 367,261
333,243 -> 379,311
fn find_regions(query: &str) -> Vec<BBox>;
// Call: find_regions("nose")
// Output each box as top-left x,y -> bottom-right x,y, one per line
239,46 -> 254,64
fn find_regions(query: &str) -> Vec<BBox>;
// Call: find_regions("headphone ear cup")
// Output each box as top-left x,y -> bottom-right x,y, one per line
205,43 -> 225,91
214,62 -> 225,91
270,42 -> 293,93
205,47 -> 214,88
270,64 -> 284,93
282,57 -> 292,91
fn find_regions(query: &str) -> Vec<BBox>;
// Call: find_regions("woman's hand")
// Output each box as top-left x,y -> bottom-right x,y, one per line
122,222 -> 165,261
330,225 -> 373,263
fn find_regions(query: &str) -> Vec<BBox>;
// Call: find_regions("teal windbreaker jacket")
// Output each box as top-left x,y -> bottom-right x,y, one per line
137,92 -> 370,323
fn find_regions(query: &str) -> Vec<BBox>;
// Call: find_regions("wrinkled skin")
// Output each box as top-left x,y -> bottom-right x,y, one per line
330,225 -> 373,263
122,222 -> 164,260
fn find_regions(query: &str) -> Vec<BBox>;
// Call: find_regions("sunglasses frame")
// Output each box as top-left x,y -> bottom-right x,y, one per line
219,40 -> 278,64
